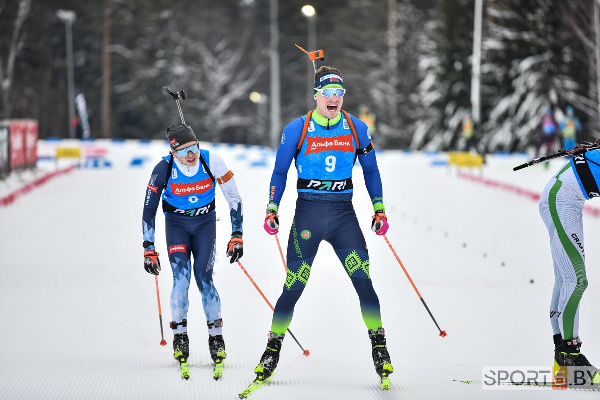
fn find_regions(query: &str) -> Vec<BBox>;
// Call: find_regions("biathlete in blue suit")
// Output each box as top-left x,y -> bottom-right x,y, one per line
251,66 -> 394,384
539,142 -> 600,379
142,123 -> 243,370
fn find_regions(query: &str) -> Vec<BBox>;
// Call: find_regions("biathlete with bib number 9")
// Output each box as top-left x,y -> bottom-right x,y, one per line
142,123 -> 243,379
250,65 -> 394,388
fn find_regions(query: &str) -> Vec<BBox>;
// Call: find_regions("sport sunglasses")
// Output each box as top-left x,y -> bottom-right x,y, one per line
174,142 -> 199,157
316,88 -> 346,98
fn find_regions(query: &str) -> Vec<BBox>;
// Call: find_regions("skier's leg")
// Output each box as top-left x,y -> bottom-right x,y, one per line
270,203 -> 324,335
165,214 -> 193,334
327,204 -> 382,331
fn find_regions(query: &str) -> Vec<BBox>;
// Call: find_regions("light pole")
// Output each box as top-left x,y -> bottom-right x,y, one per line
301,5 -> 316,110
250,92 -> 268,145
57,9 -> 77,139
470,0 -> 482,127
270,0 -> 281,149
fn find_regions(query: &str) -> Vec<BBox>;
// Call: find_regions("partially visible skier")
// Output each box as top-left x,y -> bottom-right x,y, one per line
251,66 -> 394,388
539,140 -> 600,382
142,123 -> 243,378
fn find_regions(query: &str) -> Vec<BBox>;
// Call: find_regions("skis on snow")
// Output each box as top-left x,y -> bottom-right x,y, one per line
238,372 -> 276,399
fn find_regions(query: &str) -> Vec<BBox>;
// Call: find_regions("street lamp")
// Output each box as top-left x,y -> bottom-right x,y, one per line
301,5 -> 317,109
57,9 -> 77,139
250,92 -> 268,145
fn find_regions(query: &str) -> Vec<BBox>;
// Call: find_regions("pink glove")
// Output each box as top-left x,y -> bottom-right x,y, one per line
371,212 -> 389,236
264,212 -> 280,235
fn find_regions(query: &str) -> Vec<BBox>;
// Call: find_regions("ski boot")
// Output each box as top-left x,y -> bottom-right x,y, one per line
173,332 -> 190,379
173,332 -> 190,361
254,332 -> 285,381
369,327 -> 394,390
209,334 -> 227,380
556,337 -> 600,386
209,335 -> 227,362
553,334 -> 562,366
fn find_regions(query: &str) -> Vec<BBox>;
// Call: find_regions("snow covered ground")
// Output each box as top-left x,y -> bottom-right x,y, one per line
1,140 -> 599,399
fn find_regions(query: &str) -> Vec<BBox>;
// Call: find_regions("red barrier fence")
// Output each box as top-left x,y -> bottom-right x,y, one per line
459,172 -> 600,218
0,165 -> 75,207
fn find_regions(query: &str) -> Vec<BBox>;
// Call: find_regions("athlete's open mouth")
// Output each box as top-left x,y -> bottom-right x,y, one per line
327,104 -> 338,111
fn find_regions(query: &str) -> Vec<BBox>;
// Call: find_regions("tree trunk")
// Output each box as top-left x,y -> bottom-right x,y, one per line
102,0 -> 112,138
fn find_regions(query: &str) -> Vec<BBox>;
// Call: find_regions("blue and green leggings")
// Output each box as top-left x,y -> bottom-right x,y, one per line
270,198 -> 383,335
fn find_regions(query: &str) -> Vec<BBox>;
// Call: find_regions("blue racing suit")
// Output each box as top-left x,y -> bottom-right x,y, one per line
143,150 -> 242,335
267,110 -> 387,335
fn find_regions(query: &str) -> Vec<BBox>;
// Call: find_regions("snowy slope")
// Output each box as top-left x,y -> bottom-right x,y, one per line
1,140 -> 599,399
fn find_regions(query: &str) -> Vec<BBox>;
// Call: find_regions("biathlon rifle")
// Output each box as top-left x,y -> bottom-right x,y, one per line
513,142 -> 600,171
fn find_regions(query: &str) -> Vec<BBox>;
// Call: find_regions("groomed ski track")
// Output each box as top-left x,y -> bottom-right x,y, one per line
1,140 -> 599,399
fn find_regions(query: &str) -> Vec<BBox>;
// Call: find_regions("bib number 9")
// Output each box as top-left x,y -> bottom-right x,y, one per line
325,156 -> 336,172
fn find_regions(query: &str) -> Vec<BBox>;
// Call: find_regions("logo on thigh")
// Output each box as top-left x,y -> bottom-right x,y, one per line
169,244 -> 188,255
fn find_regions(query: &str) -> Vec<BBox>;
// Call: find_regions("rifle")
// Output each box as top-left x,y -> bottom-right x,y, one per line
513,143 -> 600,171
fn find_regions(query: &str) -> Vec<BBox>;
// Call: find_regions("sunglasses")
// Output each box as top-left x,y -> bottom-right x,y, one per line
174,143 -> 199,157
316,88 -> 346,98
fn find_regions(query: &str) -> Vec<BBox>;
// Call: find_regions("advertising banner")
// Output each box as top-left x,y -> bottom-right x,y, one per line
8,120 -> 37,170
0,121 -> 9,175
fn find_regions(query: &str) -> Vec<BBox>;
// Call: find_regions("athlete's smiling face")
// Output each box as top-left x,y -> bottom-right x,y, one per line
315,90 -> 343,120
172,141 -> 199,167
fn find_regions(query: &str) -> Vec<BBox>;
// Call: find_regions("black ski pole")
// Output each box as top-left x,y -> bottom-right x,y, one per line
163,86 -> 187,124
513,144 -> 600,171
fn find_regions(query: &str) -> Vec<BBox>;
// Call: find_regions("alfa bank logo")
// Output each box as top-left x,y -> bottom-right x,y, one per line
170,178 -> 213,195
169,244 -> 187,255
305,134 -> 354,155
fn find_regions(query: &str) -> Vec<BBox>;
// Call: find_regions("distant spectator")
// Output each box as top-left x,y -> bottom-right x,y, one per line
536,107 -> 558,158
359,104 -> 377,138
560,105 -> 581,151
462,109 -> 478,152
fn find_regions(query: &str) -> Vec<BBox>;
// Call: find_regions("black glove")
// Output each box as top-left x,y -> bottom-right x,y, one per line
144,250 -> 161,275
226,232 -> 243,263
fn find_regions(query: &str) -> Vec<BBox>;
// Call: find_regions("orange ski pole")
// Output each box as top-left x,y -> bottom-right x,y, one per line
154,275 -> 168,346
274,234 -> 287,272
237,261 -> 309,355
383,235 -> 447,338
